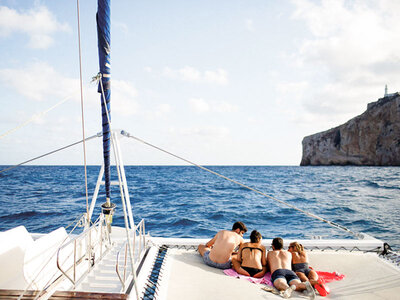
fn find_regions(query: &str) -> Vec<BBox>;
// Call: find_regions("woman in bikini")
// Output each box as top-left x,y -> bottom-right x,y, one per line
289,241 -> 330,296
232,230 -> 267,278
288,242 -> 319,284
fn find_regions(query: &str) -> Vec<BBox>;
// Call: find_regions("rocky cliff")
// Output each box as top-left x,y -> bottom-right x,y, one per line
301,93 -> 400,166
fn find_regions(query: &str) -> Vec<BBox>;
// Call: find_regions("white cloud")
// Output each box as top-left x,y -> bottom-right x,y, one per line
204,69 -> 228,85
0,62 -> 77,101
0,5 -> 70,49
0,63 -> 140,118
111,80 -> 140,117
213,101 -> 239,113
293,0 -> 399,70
276,81 -> 309,104
162,66 -> 228,85
177,66 -> 201,82
189,98 -> 210,113
282,0 -> 400,127
114,21 -> 129,35
140,103 -> 172,121
189,98 -> 239,114
245,19 -> 255,31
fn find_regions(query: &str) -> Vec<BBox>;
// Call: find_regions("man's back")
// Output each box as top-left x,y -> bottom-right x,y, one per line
209,230 -> 242,263
267,249 -> 292,274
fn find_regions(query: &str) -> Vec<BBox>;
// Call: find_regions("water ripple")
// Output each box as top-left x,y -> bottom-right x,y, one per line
0,165 -> 399,250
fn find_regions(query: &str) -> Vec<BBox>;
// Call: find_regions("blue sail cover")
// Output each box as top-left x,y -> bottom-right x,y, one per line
96,0 -> 111,201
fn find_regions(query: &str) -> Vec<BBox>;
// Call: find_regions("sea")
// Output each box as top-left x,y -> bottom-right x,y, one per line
0,165 -> 399,251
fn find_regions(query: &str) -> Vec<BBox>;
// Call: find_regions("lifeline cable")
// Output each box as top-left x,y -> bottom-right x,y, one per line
121,130 -> 363,239
0,133 -> 100,175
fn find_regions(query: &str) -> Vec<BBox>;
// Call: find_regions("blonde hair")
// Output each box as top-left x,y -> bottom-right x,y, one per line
290,242 -> 304,253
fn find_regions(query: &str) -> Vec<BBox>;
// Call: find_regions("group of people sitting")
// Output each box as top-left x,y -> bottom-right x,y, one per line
197,221 -> 320,299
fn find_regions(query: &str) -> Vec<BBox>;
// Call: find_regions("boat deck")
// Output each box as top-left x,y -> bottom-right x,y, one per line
142,238 -> 400,300
2,226 -> 400,299
0,289 -> 128,299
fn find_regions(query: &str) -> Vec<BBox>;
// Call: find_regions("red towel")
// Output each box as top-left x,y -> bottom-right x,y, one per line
316,271 -> 345,283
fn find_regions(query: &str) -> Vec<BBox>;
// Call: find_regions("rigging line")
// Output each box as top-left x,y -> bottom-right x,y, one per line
121,131 -> 363,239
97,77 -> 140,300
76,0 -> 90,224
0,133 -> 101,174
97,77 -> 136,224
97,73 -> 112,129
97,74 -> 137,231
0,92 -> 77,140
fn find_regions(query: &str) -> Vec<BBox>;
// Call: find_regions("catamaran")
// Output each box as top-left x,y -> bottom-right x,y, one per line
0,1 -> 399,299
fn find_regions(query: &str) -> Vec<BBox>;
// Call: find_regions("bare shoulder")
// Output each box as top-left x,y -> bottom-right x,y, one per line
300,250 -> 308,259
292,252 -> 300,259
216,230 -> 226,237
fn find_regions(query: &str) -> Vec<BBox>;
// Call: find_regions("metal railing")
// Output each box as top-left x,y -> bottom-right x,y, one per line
56,214 -> 111,287
116,219 -> 147,290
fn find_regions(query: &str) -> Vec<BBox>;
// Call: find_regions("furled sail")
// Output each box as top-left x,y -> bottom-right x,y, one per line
96,0 -> 111,205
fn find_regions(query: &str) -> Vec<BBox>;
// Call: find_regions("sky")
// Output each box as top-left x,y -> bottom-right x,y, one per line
0,0 -> 399,166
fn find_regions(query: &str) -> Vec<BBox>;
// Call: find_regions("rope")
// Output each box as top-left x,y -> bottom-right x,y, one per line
96,75 -> 140,300
121,130 -> 363,239
97,73 -> 112,132
0,133 -> 100,174
0,93 -> 76,141
76,0 -> 90,227
65,213 -> 86,229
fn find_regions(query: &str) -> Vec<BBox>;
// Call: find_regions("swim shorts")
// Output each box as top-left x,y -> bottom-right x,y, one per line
293,262 -> 311,277
203,251 -> 232,269
271,269 -> 299,284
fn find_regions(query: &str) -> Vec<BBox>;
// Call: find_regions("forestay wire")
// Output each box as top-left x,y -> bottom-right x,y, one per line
121,130 -> 363,239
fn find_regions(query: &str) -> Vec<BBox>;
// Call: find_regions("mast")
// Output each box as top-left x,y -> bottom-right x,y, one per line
97,0 -> 115,222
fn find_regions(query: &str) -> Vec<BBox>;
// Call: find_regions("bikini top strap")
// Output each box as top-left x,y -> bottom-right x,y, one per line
242,246 -> 263,253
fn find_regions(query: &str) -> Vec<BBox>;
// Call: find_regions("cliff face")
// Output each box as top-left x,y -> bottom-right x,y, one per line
301,94 -> 400,166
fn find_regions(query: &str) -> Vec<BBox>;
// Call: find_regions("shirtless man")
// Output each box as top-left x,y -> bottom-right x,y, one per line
267,237 -> 315,299
197,222 -> 247,269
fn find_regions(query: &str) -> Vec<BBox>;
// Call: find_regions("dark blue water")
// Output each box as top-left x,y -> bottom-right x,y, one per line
0,166 -> 399,250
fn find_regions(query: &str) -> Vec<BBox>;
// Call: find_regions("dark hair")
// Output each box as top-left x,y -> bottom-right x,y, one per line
232,221 -> 247,233
272,237 -> 283,250
250,230 -> 262,243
